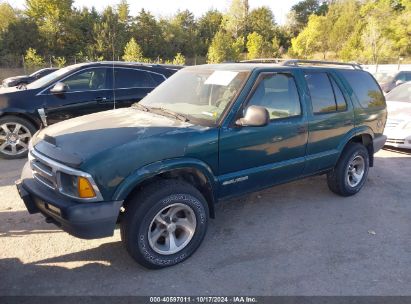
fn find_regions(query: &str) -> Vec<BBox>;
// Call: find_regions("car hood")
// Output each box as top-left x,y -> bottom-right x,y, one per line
386,100 -> 411,121
32,107 -> 197,167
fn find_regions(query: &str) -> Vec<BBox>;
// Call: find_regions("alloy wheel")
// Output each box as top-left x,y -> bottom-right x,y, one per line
0,122 -> 32,156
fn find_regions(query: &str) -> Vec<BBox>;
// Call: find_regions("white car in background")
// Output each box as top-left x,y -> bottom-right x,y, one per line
384,81 -> 411,149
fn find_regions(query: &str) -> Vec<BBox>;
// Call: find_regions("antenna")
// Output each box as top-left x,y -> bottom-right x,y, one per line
111,26 -> 116,109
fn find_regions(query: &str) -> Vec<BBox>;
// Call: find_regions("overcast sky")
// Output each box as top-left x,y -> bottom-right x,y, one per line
8,0 -> 299,24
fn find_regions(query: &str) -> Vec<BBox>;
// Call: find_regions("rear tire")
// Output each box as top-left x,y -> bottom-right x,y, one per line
327,143 -> 370,196
0,116 -> 37,159
120,180 -> 209,269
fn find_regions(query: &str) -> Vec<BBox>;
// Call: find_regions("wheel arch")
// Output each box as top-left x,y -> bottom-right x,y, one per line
0,111 -> 41,130
338,128 -> 375,167
114,158 -> 218,218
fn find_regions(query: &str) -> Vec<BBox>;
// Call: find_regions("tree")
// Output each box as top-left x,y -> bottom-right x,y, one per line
26,0 -> 74,57
52,56 -> 66,67
122,38 -> 144,62
24,48 -> 44,67
0,3 -> 17,33
246,32 -> 274,59
207,30 -> 243,63
290,14 -> 329,59
223,0 -> 249,39
286,0 -> 328,37
167,10 -> 199,58
248,6 -> 276,41
93,6 -> 128,60
197,10 -> 223,56
117,0 -> 130,24
132,9 -> 164,59
172,53 -> 186,65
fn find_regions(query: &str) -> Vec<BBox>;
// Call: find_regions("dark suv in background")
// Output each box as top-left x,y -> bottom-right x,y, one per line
0,62 -> 181,158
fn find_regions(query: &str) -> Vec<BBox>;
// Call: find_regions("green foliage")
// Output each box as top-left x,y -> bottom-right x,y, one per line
172,53 -> 186,65
24,48 -> 44,67
207,31 -> 243,63
52,56 -> 66,67
197,10 -> 223,56
290,14 -> 329,59
246,32 -> 275,59
0,0 -> 410,67
0,3 -> 17,33
122,38 -> 144,62
248,6 -> 276,41
222,0 -> 249,39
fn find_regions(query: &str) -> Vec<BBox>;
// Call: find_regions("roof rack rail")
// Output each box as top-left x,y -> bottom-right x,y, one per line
282,59 -> 363,70
239,58 -> 287,64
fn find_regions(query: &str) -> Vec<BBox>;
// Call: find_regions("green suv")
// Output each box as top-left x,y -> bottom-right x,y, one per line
17,60 -> 387,269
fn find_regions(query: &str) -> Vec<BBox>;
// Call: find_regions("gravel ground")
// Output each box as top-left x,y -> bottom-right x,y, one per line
0,148 -> 410,296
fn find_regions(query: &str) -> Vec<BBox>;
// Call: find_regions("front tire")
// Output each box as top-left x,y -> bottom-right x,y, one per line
327,143 -> 370,196
0,116 -> 37,159
120,180 -> 209,269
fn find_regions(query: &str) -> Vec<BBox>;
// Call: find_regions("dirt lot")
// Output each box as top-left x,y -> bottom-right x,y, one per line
0,148 -> 410,296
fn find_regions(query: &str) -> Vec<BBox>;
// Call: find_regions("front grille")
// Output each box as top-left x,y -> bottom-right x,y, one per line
386,138 -> 405,144
29,151 -> 58,190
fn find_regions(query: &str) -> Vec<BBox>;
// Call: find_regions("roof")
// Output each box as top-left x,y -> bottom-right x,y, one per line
78,61 -> 182,70
190,60 -> 364,72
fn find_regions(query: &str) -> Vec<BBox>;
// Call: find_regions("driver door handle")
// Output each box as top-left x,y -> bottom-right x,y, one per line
95,96 -> 108,103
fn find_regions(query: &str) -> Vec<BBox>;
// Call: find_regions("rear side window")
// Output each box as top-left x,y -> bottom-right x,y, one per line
114,69 -> 156,89
150,72 -> 166,84
305,72 -> 346,113
339,70 -> 385,108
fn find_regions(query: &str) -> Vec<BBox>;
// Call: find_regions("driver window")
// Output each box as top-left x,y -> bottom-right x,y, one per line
63,68 -> 108,92
247,73 -> 301,120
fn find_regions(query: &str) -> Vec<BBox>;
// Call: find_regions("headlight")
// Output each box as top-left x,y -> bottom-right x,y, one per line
59,172 -> 97,199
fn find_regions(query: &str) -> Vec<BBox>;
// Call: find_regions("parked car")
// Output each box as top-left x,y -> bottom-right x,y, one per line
0,62 -> 181,159
379,70 -> 411,93
2,68 -> 58,88
16,60 -> 387,269
384,81 -> 411,149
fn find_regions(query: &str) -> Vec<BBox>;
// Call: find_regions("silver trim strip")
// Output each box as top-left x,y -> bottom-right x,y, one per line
37,66 -> 167,96
37,108 -> 48,126
29,149 -> 104,202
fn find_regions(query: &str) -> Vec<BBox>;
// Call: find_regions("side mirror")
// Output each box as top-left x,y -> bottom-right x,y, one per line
50,82 -> 68,94
235,105 -> 269,127
395,80 -> 405,87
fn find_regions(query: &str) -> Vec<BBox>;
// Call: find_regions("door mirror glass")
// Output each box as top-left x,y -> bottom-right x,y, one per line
50,82 -> 68,94
236,105 -> 269,127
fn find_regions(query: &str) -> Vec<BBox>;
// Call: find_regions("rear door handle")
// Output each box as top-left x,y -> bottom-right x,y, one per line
95,96 -> 108,103
343,120 -> 353,126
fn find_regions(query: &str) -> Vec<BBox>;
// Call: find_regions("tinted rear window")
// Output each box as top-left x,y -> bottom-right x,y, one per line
114,68 -> 156,88
339,70 -> 385,108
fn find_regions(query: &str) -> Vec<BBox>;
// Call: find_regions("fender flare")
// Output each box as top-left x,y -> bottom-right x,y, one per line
113,157 -> 219,207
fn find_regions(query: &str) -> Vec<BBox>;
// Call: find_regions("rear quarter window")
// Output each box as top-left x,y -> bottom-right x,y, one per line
339,70 -> 385,108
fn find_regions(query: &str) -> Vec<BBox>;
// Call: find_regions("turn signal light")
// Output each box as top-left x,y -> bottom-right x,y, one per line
77,176 -> 96,198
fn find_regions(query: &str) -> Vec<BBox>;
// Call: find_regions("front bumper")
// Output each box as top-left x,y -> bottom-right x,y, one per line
373,135 -> 387,153
16,162 -> 123,239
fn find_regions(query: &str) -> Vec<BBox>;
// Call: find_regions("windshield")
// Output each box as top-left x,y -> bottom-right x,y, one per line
386,82 -> 411,103
29,69 -> 45,77
27,65 -> 79,89
140,68 -> 250,124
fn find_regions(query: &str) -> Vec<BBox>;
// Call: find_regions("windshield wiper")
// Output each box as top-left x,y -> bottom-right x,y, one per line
150,107 -> 190,122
